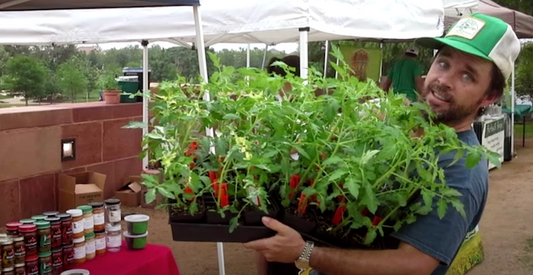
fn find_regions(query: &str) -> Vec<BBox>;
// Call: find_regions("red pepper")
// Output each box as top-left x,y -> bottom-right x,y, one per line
361,208 -> 369,217
332,205 -> 347,226
209,171 -> 219,197
219,183 -> 229,207
288,174 -> 300,199
184,186 -> 194,194
297,193 -> 308,214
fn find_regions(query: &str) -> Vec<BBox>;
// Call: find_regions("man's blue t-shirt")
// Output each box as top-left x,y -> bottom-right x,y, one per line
311,129 -> 489,275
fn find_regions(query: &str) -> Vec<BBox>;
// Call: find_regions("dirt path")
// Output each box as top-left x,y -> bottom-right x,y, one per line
124,137 -> 533,275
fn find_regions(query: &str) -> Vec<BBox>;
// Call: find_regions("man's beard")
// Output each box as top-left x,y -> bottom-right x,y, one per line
421,83 -> 482,124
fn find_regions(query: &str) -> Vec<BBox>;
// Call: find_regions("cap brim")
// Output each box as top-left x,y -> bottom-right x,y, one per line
416,37 -> 492,62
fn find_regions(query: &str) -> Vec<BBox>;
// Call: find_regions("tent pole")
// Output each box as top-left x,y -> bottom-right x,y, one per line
246,43 -> 251,68
511,66 -> 515,157
193,5 -> 225,275
141,40 -> 149,171
379,42 -> 383,80
299,27 -> 309,80
323,40 -> 329,78
261,44 -> 269,70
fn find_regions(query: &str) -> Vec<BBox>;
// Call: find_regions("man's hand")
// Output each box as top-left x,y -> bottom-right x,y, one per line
243,216 -> 306,263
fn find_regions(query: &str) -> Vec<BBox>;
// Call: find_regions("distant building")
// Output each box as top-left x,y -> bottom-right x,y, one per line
77,46 -> 97,54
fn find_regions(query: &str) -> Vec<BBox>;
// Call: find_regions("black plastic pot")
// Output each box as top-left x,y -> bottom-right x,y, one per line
170,222 -> 276,243
167,200 -> 206,223
205,201 -> 237,224
243,202 -> 280,226
281,206 -> 317,234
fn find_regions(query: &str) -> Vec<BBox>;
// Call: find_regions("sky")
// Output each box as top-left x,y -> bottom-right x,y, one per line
89,41 -> 299,53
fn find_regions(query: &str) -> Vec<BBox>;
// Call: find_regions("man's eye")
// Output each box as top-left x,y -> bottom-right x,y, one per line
438,61 -> 448,69
462,73 -> 474,82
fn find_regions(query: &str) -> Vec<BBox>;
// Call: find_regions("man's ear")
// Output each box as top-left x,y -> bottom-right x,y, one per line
480,92 -> 501,108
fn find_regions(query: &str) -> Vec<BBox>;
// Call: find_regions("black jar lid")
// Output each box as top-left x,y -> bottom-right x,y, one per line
57,213 -> 71,220
44,217 -> 60,223
104,198 -> 120,205
88,202 -> 104,208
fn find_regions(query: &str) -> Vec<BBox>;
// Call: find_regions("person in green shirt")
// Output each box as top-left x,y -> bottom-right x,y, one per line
381,47 -> 425,103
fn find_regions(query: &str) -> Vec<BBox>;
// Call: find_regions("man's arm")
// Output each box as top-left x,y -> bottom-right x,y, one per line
309,242 -> 438,275
415,75 -> 424,93
381,76 -> 392,92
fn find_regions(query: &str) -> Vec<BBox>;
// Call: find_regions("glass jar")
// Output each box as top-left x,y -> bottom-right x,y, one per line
105,224 -> 122,253
12,236 -> 25,265
57,214 -> 72,245
94,231 -> 106,255
66,210 -> 83,239
89,202 -> 105,232
1,238 -> 15,269
51,247 -> 63,275
38,251 -> 52,275
76,205 -> 94,235
25,254 -> 39,275
19,224 -> 37,256
44,217 -> 62,250
84,233 -> 95,261
104,199 -> 121,224
35,221 -> 51,253
72,237 -> 86,265
5,222 -> 22,237
61,243 -> 74,268
14,263 -> 25,275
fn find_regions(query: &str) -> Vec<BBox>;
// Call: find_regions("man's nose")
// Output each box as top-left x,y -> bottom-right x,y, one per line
436,73 -> 453,90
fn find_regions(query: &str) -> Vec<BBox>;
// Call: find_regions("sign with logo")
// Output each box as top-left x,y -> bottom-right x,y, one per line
446,17 -> 486,40
481,116 -> 505,170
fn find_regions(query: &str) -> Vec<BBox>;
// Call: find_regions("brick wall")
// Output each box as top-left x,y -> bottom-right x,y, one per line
0,102 -> 144,225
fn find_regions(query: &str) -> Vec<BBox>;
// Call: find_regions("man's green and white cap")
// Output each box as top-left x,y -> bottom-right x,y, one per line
417,13 -> 520,80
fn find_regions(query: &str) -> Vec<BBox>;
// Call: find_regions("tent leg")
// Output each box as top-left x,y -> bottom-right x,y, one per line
323,41 -> 329,78
261,44 -> 269,70
299,27 -> 309,80
511,67 -> 515,156
141,40 -> 149,171
246,44 -> 251,68
193,5 -> 225,275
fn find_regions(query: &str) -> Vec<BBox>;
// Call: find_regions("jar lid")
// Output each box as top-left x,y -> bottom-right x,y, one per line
105,223 -> 121,231
19,224 -> 37,232
52,247 -> 62,253
62,243 -> 73,248
43,211 -> 59,217
31,215 -> 46,221
66,209 -> 83,217
104,198 -> 121,205
6,221 -> 22,229
57,213 -> 71,220
77,205 -> 93,213
73,236 -> 85,243
45,217 -> 60,223
88,202 -> 104,208
35,221 -> 50,229
0,238 -> 13,245
94,229 -> 105,234
15,263 -> 25,268
38,251 -> 52,257
19,218 -> 35,224
2,267 -> 14,272
85,232 -> 95,239
0,233 -> 6,238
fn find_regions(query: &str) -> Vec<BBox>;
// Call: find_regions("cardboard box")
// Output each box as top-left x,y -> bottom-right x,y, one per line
58,172 -> 107,212
115,176 -> 143,207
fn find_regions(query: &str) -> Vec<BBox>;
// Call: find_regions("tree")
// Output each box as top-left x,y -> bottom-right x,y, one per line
2,55 -> 46,105
57,56 -> 89,102
494,0 -> 533,16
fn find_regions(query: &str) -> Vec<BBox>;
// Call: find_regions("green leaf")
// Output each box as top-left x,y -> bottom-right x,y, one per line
465,150 -> 481,168
223,113 -> 240,120
450,199 -> 466,219
344,177 -> 360,199
262,150 -> 278,159
146,132 -> 164,140
361,149 -> 380,165
122,121 -> 147,129
322,156 -> 343,166
421,189 -> 433,208
157,187 -> 175,200
292,145 -> 310,159
328,169 -> 348,182
364,228 -> 377,245
145,188 -> 156,204
437,199 -> 448,219
486,150 -> 502,168
141,174 -> 159,188
440,188 -> 463,198
229,216 -> 239,233
361,185 -> 378,214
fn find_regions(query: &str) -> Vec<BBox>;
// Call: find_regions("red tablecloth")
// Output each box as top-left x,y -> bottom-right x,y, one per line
72,242 -> 180,275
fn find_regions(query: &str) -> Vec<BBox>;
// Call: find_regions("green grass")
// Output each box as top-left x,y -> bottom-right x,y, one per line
0,94 -> 12,99
514,123 -> 533,139
519,237 -> 533,269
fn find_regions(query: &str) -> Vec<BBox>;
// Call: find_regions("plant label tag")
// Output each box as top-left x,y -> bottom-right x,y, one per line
291,153 -> 299,160
247,186 -> 260,206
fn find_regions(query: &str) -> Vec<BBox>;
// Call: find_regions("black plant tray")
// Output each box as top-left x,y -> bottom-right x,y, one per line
169,222 -> 338,245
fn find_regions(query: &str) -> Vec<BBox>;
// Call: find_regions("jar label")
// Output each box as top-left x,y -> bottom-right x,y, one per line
15,244 -> 25,257
86,240 -> 96,255
26,263 -> 39,275
40,232 -> 51,247
40,260 -> 52,274
62,248 -> 74,266
62,223 -> 73,244
106,235 -> 122,247
93,212 -> 105,225
52,252 -> 63,268
109,210 -> 121,223
83,217 -> 94,229
52,227 -> 62,248
95,237 -> 106,250
3,247 -> 15,262
74,245 -> 86,260
72,220 -> 84,234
